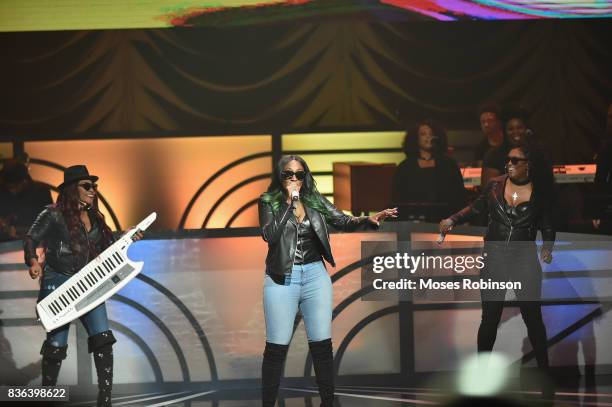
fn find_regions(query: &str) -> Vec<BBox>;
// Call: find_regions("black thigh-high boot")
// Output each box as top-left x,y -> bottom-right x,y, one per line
309,339 -> 335,407
520,302 -> 554,400
262,342 -> 289,407
88,331 -> 117,407
40,341 -> 67,386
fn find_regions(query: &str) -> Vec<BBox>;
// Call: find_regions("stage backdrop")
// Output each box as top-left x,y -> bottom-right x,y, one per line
1,1 -> 611,32
17,131 -> 410,230
1,19 -> 611,163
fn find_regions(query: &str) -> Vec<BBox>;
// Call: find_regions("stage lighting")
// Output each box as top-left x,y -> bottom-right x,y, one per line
457,352 -> 510,397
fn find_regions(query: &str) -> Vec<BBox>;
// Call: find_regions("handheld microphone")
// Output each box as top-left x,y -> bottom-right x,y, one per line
291,190 -> 300,201
437,222 -> 453,244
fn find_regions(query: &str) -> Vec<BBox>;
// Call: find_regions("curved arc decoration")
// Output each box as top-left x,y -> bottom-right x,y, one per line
332,306 -> 400,376
202,174 -> 270,228
135,273 -> 219,381
112,294 -> 191,381
108,320 -> 165,383
225,198 -> 260,228
178,151 -> 272,229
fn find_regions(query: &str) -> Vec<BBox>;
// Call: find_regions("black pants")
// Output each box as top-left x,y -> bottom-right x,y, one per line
478,301 -> 549,368
478,243 -> 549,368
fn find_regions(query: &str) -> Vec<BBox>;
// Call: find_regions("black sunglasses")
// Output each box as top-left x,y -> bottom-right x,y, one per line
507,156 -> 528,165
78,182 -> 98,191
281,170 -> 306,180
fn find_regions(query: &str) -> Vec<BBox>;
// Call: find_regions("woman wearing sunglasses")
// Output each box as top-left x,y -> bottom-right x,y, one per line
259,155 -> 398,406
23,165 -> 143,407
439,141 -> 555,397
481,108 -> 534,188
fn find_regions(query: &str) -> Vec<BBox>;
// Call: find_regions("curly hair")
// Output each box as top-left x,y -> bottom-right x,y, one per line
501,106 -> 531,134
55,183 -> 114,259
479,104 -> 501,119
402,120 -> 448,157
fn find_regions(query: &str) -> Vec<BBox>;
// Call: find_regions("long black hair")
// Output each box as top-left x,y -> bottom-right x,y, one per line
261,155 -> 330,217
55,183 -> 114,258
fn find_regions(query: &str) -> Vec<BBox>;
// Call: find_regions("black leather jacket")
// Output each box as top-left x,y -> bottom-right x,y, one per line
23,206 -> 113,275
450,175 -> 555,250
259,195 -> 375,276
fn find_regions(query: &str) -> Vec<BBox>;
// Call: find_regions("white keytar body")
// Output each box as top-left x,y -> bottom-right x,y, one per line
36,212 -> 157,332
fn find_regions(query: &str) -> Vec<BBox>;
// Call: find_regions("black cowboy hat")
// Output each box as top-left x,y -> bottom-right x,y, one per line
58,165 -> 98,190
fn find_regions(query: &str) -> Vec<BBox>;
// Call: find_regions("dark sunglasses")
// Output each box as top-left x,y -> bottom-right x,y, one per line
281,170 -> 306,180
78,182 -> 98,191
507,156 -> 528,165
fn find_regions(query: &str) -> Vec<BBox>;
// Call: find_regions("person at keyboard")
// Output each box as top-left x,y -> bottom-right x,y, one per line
23,165 -> 143,407
391,119 -> 467,222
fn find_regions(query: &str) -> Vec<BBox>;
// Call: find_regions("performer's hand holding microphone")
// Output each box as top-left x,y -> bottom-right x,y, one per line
286,179 -> 301,206
438,218 -> 455,244
291,190 -> 300,202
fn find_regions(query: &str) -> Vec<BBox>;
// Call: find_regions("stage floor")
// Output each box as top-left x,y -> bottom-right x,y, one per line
52,380 -> 612,407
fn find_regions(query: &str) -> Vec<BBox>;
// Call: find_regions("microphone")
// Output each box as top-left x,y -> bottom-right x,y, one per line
291,190 -> 300,201
437,221 -> 453,244
526,128 -> 534,138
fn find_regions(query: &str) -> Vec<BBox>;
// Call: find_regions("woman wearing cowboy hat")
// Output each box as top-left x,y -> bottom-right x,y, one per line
23,165 -> 142,407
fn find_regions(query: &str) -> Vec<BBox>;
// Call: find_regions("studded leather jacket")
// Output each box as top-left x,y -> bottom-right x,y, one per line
259,195 -> 375,276
450,175 -> 555,250
23,206 -> 113,275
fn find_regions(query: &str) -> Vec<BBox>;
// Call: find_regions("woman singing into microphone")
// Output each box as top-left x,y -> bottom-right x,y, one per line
24,165 -> 143,407
439,140 -> 555,396
259,155 -> 397,406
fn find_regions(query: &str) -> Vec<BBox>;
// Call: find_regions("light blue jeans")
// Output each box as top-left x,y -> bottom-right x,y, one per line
39,269 -> 110,347
263,261 -> 333,345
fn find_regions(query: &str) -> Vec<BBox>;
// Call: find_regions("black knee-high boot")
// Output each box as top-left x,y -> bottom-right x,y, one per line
309,339 -> 334,407
40,341 -> 67,386
262,342 -> 289,407
88,331 -> 117,407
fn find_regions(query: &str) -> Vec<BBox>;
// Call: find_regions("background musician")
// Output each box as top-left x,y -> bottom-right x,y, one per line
0,158 -> 52,241
391,120 -> 466,222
